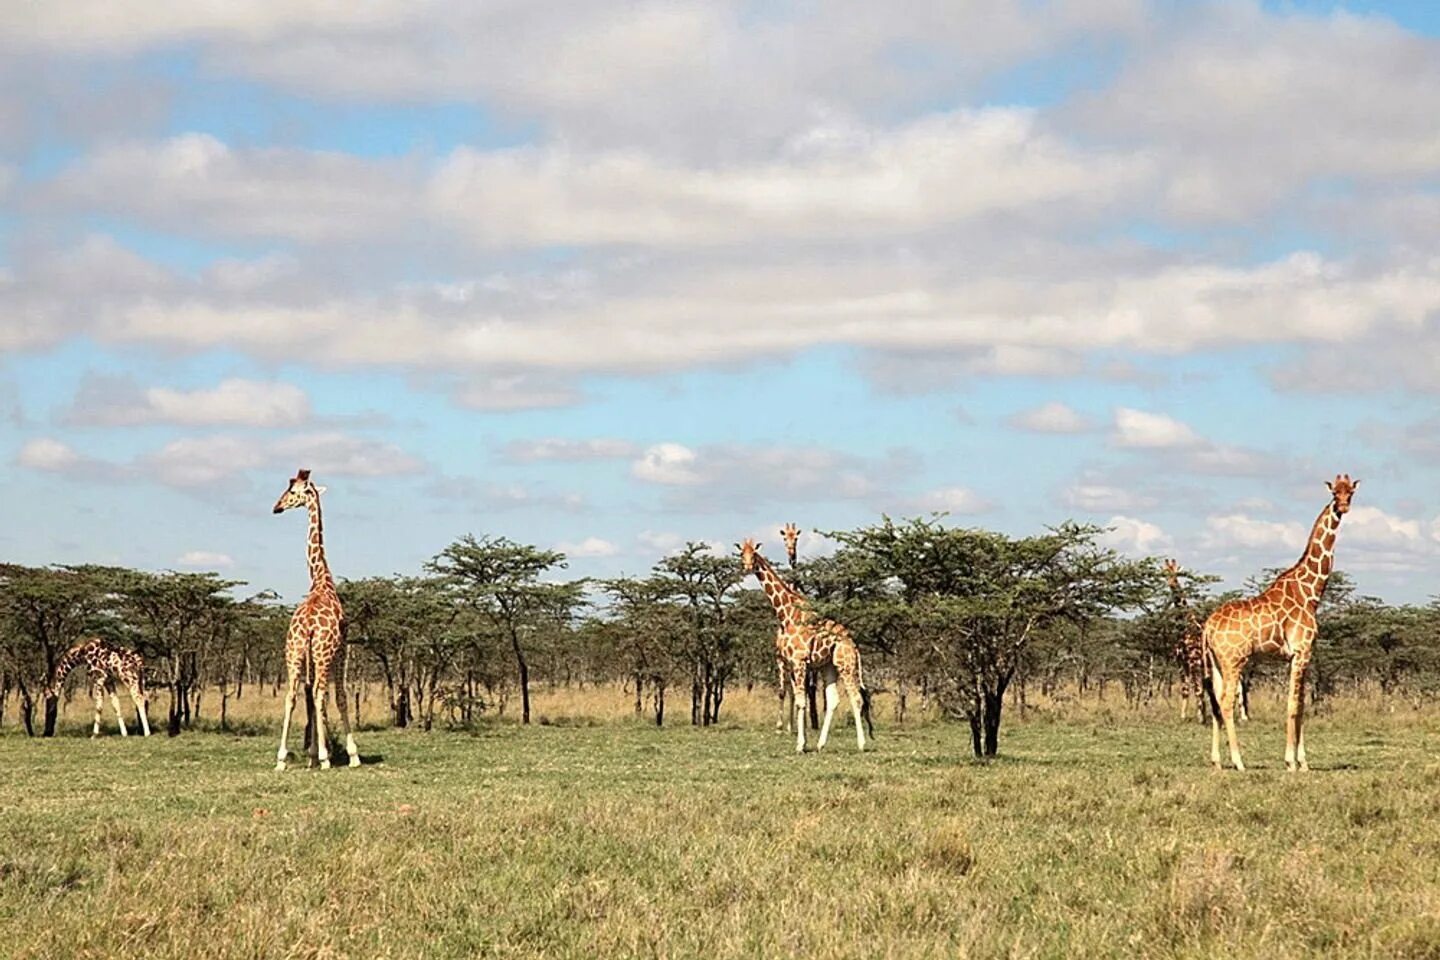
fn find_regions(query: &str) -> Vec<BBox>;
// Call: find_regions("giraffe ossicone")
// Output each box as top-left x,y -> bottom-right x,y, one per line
1201,474 -> 1357,772
740,537 -> 868,753
272,468 -> 360,771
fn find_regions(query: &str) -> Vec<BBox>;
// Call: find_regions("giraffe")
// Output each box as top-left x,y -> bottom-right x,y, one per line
739,538 -> 867,752
1202,475 -> 1357,772
43,638 -> 151,737
774,522 -> 804,734
272,469 -> 359,770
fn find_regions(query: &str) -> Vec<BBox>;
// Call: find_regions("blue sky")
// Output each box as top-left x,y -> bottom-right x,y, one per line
3,0 -> 1440,603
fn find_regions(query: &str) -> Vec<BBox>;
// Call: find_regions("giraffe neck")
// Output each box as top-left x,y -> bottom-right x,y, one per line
1274,500 -> 1342,607
305,492 -> 334,591
1169,581 -> 1200,633
45,639 -> 97,695
752,554 -> 807,624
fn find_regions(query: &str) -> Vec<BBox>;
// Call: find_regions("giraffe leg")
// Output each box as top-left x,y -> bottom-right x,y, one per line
1207,661 -> 1223,768
816,663 -> 840,750
791,664 -> 808,753
91,679 -> 105,737
842,669 -> 867,752
109,687 -> 129,737
331,648 -> 360,768
1238,673 -> 1250,722
1285,651 -> 1312,772
777,657 -> 790,733
1220,665 -> 1245,772
129,684 -> 151,737
276,667 -> 301,771
312,676 -> 332,770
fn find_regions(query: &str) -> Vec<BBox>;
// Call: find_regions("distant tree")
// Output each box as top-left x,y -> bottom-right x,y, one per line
652,543 -> 748,726
427,536 -> 583,724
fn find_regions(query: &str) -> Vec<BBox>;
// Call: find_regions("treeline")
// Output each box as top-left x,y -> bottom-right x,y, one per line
3,518 -> 1439,756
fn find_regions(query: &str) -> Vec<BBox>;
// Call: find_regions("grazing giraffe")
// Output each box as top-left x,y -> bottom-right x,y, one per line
1202,475 -> 1357,772
739,538 -> 867,753
272,469 -> 359,770
43,638 -> 151,737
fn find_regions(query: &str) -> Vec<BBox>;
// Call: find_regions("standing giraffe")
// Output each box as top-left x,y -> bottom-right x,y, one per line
43,638 -> 151,737
739,538 -> 867,752
272,469 -> 359,770
1202,475 -> 1357,772
774,523 -> 808,734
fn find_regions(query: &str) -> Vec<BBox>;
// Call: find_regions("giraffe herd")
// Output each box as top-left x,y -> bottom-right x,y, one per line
41,469 -> 1359,773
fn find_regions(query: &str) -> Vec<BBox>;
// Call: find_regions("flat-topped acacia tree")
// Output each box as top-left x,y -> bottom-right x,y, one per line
825,517 -> 1152,758
427,535 -> 584,725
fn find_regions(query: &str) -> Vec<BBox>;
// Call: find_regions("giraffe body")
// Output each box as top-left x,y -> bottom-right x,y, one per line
44,638 -> 151,737
273,469 -> 359,771
740,538 -> 867,753
1202,475 -> 1356,772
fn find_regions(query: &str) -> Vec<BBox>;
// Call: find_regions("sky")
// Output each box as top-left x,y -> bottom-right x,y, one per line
3,0 -> 1440,604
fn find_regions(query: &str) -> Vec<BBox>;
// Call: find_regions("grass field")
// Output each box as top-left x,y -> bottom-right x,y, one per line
3,689 -> 1439,959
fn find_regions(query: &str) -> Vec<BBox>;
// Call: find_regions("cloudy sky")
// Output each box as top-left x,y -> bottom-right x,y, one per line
3,1 -> 1440,603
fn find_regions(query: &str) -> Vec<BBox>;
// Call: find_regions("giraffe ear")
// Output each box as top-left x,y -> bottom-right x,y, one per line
313,485 -> 328,496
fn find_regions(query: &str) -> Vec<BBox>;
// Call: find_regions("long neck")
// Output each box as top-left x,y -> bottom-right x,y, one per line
1169,581 -> 1200,632
305,493 -> 333,590
45,641 -> 92,694
1276,499 -> 1341,606
752,554 -> 806,621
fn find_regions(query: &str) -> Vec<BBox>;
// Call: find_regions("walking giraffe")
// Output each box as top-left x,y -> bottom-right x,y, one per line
272,469 -> 359,770
43,638 -> 151,737
740,538 -> 867,752
1202,475 -> 1357,771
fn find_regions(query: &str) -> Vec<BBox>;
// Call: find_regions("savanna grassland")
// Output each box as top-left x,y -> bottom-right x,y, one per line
2,688 -> 1439,960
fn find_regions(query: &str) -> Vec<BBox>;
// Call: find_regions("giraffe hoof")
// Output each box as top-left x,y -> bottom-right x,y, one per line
275,760 -> 287,772
348,755 -> 361,768
320,759 -> 332,771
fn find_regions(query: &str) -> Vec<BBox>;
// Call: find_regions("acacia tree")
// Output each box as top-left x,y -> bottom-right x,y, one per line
600,575 -> 688,724
652,543 -> 749,726
114,570 -> 241,735
427,536 -> 583,725
828,517 -> 1152,758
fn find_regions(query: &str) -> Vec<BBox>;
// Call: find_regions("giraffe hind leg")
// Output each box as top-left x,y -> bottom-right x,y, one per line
128,683 -> 151,737
108,685 -> 128,737
791,664 -> 808,754
331,646 -> 360,768
817,662 -> 840,750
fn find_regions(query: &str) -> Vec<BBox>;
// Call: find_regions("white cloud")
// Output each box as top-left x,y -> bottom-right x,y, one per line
1060,482 -> 1161,514
631,443 -> 701,485
504,438 -> 637,462
637,530 -> 687,555
1098,515 -> 1172,556
64,375 -> 311,427
177,550 -> 234,569
1007,401 -> 1093,434
555,537 -> 619,558
1112,407 -> 1201,449
16,437 -> 84,471
1202,514 -> 1307,554
909,486 -> 993,515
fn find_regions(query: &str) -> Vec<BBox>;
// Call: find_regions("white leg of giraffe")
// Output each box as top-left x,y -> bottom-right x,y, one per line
130,685 -> 151,737
109,689 -> 129,737
845,679 -> 867,752
817,663 -> 840,750
791,665 -> 808,753
1208,662 -> 1224,768
91,681 -> 105,737
276,669 -> 301,771
313,680 -> 332,769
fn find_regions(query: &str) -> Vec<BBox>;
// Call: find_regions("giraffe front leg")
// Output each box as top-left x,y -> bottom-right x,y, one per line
91,681 -> 105,737
109,688 -> 129,737
130,685 -> 151,737
1286,653 -> 1311,772
313,679 -> 332,770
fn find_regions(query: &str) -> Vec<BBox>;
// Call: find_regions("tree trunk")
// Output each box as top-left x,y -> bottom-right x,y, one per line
633,674 -> 644,717
43,694 -> 59,737
967,709 -> 983,758
654,680 -> 666,727
982,690 -> 1003,757
510,627 -> 532,725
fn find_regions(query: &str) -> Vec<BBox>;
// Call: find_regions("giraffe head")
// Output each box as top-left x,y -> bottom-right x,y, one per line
1326,474 -> 1358,517
779,523 -> 800,566
1162,558 -> 1182,589
738,538 -> 764,576
272,468 -> 325,514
